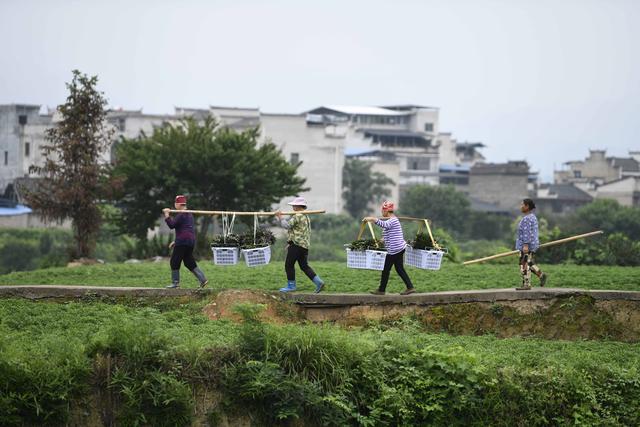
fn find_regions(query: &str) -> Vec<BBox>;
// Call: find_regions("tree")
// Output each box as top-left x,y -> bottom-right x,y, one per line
110,117 -> 307,240
342,159 -> 394,218
25,70 -> 113,258
401,185 -> 471,235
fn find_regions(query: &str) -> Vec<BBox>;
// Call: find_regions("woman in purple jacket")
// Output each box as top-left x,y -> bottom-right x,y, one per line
364,201 -> 416,295
163,195 -> 208,289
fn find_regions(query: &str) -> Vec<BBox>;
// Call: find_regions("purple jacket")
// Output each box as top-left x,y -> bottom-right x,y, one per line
165,213 -> 195,246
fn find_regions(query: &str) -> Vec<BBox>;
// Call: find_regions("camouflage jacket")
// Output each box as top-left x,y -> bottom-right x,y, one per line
281,213 -> 311,249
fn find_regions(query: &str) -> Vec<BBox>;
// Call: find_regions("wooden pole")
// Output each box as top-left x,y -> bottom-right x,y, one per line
462,230 -> 604,265
168,209 -> 326,216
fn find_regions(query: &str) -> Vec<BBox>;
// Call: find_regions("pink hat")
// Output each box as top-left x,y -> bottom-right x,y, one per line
175,195 -> 187,204
381,200 -> 395,212
287,196 -> 307,207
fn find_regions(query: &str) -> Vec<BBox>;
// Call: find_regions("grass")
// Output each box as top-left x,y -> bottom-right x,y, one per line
0,260 -> 639,293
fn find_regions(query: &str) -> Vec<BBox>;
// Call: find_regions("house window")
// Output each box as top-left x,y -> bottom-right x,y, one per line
574,170 -> 582,178
4,151 -> 7,165
118,118 -> 126,132
408,157 -> 431,170
290,152 -> 300,165
25,142 -> 30,157
18,115 -> 27,125
424,123 -> 434,132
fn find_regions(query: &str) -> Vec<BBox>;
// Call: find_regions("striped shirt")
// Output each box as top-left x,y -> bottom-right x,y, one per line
375,217 -> 407,255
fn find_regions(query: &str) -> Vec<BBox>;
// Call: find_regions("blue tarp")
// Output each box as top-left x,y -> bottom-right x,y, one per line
0,204 -> 33,216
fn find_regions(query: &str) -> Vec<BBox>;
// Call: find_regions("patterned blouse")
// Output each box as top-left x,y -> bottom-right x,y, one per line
516,212 -> 540,252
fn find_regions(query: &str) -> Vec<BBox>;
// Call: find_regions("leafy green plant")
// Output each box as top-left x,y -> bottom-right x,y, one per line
346,238 -> 386,251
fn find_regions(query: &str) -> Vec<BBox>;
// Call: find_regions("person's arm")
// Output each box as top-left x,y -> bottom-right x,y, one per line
165,212 -> 183,229
374,217 -> 395,229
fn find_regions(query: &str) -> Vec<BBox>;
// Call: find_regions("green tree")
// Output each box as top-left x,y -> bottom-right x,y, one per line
401,185 -> 471,235
342,159 -> 394,218
25,70 -> 113,258
110,117 -> 307,240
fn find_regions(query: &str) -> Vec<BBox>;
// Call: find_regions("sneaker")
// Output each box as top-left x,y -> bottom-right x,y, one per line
539,273 -> 547,287
314,282 -> 325,294
515,286 -> 531,291
166,283 -> 179,289
369,290 -> 385,295
199,280 -> 209,289
400,288 -> 416,296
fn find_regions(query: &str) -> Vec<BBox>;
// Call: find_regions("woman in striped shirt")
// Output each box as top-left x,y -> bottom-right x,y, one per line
364,201 -> 416,295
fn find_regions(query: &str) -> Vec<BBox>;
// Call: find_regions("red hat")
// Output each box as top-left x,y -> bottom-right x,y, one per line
381,200 -> 395,212
175,195 -> 187,204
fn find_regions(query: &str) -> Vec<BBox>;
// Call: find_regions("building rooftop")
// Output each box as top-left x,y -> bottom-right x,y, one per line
471,161 -> 529,175
308,105 -> 410,116
608,157 -> 640,172
537,183 -> 593,201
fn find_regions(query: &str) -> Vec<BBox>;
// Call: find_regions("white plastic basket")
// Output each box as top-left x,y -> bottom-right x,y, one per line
211,247 -> 239,266
241,246 -> 271,267
346,248 -> 387,270
346,248 -> 368,269
405,245 -> 445,270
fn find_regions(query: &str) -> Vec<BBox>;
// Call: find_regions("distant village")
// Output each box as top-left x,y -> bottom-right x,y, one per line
1,103 -> 638,227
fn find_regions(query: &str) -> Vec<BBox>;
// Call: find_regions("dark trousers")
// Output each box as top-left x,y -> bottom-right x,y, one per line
285,243 -> 316,282
170,245 -> 197,271
379,249 -> 414,291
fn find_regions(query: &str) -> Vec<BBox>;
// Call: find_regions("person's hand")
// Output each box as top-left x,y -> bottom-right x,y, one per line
168,241 -> 175,249
275,210 -> 283,220
363,217 -> 377,223
163,208 -> 170,218
522,244 -> 529,254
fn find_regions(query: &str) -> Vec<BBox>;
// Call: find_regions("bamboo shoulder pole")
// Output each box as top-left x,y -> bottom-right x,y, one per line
168,209 -> 326,216
463,230 -> 604,266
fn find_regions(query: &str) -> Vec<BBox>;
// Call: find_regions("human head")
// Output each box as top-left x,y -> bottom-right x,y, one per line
287,196 -> 307,212
174,194 -> 187,210
521,198 -> 535,213
381,200 -> 395,217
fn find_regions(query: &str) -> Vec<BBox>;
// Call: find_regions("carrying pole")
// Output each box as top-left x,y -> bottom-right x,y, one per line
168,209 -> 326,216
462,230 -> 604,265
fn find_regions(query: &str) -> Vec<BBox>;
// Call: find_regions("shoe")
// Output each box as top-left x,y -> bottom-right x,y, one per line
369,290 -> 385,295
166,283 -> 179,289
400,288 -> 416,296
199,280 -> 209,289
515,286 -> 531,291
314,282 -> 325,294
539,273 -> 547,287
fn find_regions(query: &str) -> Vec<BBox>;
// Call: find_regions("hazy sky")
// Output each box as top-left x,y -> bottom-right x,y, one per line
1,0 -> 638,180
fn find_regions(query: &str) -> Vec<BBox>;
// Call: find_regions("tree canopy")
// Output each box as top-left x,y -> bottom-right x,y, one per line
110,118 -> 307,238
342,159 -> 394,218
25,70 -> 113,258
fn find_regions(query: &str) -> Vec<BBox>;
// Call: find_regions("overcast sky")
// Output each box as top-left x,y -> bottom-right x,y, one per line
1,0 -> 638,181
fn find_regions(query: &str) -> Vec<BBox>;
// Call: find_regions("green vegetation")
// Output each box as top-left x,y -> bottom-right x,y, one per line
1,299 -> 639,426
1,261 -> 638,292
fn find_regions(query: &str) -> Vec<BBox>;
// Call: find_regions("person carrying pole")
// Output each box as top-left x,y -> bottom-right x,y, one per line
162,195 -> 209,289
276,196 -> 326,293
364,200 -> 416,295
516,198 -> 547,290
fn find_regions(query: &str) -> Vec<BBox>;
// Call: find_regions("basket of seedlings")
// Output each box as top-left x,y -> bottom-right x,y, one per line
240,216 -> 276,267
405,219 -> 446,270
210,214 -> 241,265
345,221 -> 387,270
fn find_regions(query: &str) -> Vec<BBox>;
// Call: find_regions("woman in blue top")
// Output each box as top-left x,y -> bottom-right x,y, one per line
364,201 -> 415,295
516,198 -> 547,290
162,195 -> 208,289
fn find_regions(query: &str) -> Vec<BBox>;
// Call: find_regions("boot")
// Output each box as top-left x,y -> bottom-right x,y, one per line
279,280 -> 297,293
312,275 -> 325,294
191,267 -> 208,288
166,270 -> 180,288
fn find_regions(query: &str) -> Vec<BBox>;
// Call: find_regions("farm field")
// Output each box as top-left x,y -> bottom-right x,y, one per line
1,261 -> 639,292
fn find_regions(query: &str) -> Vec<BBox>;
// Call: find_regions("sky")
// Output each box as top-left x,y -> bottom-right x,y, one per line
1,0 -> 638,181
